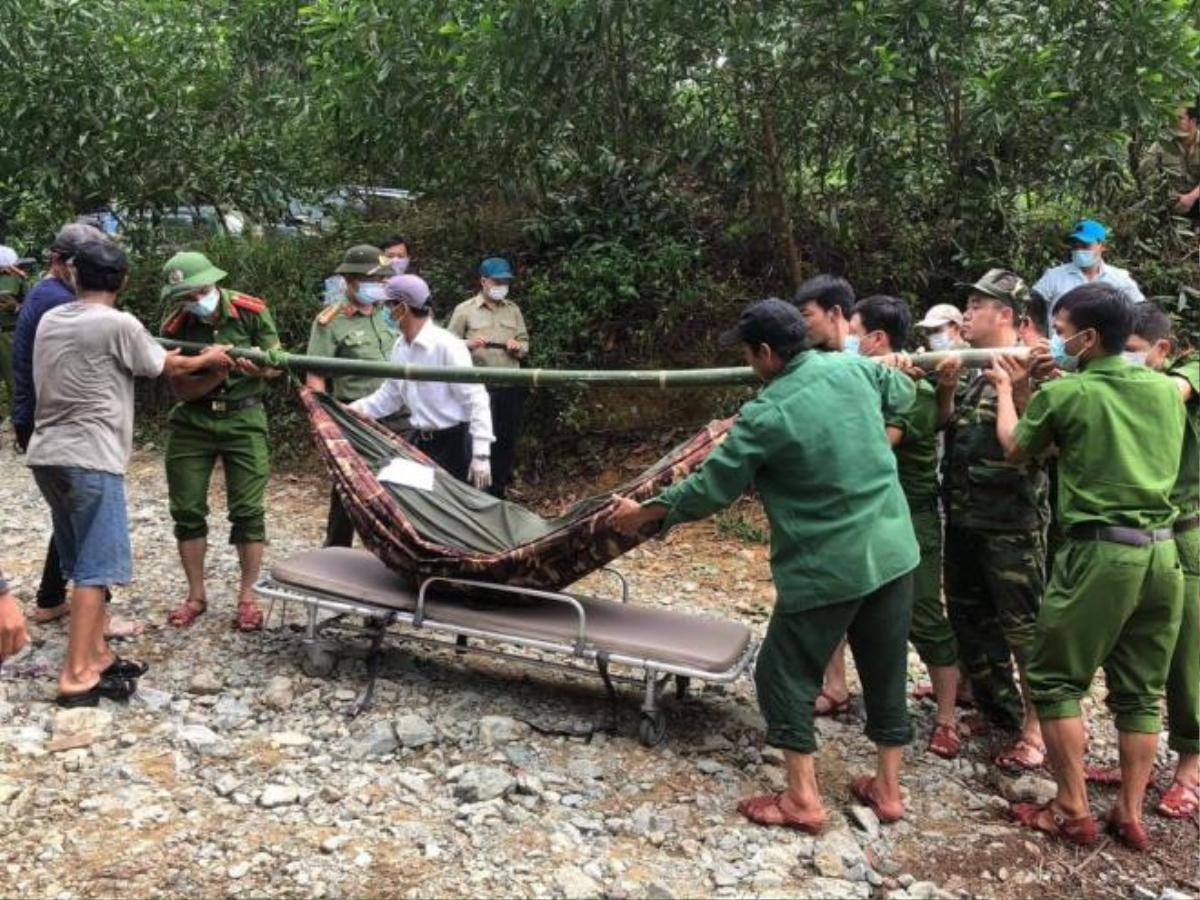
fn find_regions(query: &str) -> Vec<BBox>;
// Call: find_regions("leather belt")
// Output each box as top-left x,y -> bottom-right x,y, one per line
190,396 -> 262,415
1067,524 -> 1174,547
414,422 -> 467,443
1174,515 -> 1200,535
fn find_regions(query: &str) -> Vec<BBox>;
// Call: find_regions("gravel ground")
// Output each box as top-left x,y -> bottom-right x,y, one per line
0,439 -> 1197,899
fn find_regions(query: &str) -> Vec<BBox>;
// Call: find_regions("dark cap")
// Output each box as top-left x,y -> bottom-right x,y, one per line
719,298 -> 807,351
73,240 -> 129,274
955,268 -> 1029,308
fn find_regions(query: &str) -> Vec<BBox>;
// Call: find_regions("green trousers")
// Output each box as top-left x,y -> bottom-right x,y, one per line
1167,527 -> 1200,754
944,525 -> 1045,731
165,406 -> 270,544
1029,537 -> 1184,733
908,503 -> 956,668
755,573 -> 914,754
0,330 -> 12,418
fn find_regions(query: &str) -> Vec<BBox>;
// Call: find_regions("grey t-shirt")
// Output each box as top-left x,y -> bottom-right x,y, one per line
26,302 -> 167,474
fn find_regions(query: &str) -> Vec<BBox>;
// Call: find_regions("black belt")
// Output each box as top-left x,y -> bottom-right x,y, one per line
1175,515 -> 1200,535
413,422 -> 467,443
1067,524 -> 1174,547
189,396 -> 262,415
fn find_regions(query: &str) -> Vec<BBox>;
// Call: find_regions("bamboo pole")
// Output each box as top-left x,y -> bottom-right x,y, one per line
158,339 -> 1029,389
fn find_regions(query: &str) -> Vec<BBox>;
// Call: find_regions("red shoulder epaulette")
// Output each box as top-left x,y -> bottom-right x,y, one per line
162,310 -> 189,336
230,292 -> 267,315
316,304 -> 341,327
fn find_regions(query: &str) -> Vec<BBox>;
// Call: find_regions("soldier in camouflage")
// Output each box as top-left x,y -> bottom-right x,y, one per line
936,269 -> 1050,770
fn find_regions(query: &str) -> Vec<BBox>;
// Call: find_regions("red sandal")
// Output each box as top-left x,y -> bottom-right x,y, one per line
737,793 -> 826,834
995,737 -> 1046,772
167,599 -> 206,629
849,775 -> 904,823
234,602 -> 264,633
814,690 -> 853,717
1012,801 -> 1098,846
1157,781 -> 1200,821
927,722 -> 961,759
1105,811 -> 1149,851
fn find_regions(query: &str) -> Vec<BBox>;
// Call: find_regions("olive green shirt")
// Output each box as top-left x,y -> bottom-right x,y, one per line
1169,356 -> 1200,516
1013,355 -> 1186,530
886,377 -> 939,506
446,293 -> 529,370
306,302 -> 396,402
0,272 -> 25,331
161,288 -> 281,405
1143,136 -> 1200,194
653,351 -> 919,613
943,367 -> 1050,531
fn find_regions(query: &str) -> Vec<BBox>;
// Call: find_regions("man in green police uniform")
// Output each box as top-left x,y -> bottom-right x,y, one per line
936,269 -> 1049,770
159,251 -> 281,632
847,295 -> 962,758
1117,304 -> 1199,821
992,283 -> 1185,850
610,298 -> 919,832
0,246 -> 27,422
305,245 -> 394,547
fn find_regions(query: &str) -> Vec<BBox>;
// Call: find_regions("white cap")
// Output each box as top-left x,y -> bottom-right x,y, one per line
917,303 -> 964,329
384,274 -> 432,309
0,246 -> 18,268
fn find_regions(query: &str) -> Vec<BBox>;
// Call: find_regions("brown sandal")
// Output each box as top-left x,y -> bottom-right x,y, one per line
1012,801 -> 1098,846
1157,781 -> 1200,820
849,775 -> 904,823
995,737 -> 1046,772
167,599 -> 206,629
1105,811 -> 1149,851
234,602 -> 264,633
927,722 -> 961,759
737,793 -> 826,833
814,690 -> 853,717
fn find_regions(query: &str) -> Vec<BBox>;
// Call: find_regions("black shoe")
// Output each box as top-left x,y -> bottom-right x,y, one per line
55,674 -> 137,707
101,656 -> 149,679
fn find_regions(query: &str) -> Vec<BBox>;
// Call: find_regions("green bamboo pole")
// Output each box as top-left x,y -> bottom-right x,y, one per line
158,339 -> 1029,388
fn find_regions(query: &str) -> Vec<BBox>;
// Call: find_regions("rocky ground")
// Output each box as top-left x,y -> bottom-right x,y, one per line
0,438 -> 1198,899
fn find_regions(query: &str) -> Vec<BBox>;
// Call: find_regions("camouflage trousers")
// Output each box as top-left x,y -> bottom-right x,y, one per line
944,524 -> 1047,731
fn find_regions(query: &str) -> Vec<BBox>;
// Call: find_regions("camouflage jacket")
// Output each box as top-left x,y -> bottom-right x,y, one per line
942,370 -> 1050,532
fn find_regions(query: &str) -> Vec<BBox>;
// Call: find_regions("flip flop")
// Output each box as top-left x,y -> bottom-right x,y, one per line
1105,812 -> 1149,851
167,600 -> 206,629
1011,801 -> 1098,846
234,603 -> 264,633
814,690 -> 853,717
995,737 -> 1046,772
927,722 -> 961,759
56,674 -> 137,708
849,775 -> 904,823
101,656 -> 149,680
1157,781 -> 1200,821
736,793 -> 826,834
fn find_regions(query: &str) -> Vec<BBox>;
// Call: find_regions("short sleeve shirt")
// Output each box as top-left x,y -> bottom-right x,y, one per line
162,288 -> 280,404
886,378 -> 939,506
1032,262 -> 1146,319
26,302 -> 167,474
306,303 -> 396,402
654,352 -> 918,612
1168,356 -> 1200,516
1013,355 -> 1186,530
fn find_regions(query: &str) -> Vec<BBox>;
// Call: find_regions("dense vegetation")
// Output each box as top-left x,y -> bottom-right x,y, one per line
1,0 -> 1197,462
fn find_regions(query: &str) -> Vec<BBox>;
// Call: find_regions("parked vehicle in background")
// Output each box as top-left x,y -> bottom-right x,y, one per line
271,186 -> 417,236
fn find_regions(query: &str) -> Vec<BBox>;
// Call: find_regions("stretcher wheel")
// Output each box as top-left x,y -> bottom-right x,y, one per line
674,675 -> 690,700
301,643 -> 337,678
638,710 -> 666,747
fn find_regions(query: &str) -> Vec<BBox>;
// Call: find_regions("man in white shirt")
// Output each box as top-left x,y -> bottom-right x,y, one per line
351,274 -> 495,489
1031,219 -> 1145,327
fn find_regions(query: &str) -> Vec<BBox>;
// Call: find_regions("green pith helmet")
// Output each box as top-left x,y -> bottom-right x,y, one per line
161,251 -> 227,301
335,244 -> 389,277
956,268 -> 1029,308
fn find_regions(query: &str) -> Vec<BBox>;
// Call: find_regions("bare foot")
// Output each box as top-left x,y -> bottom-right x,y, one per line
105,614 -> 145,638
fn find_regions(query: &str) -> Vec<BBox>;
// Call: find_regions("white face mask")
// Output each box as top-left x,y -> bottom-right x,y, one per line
485,284 -> 509,302
1121,350 -> 1148,367
928,331 -> 955,351
185,287 -> 220,319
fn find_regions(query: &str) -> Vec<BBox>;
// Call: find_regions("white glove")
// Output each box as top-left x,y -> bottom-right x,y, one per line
469,456 -> 492,490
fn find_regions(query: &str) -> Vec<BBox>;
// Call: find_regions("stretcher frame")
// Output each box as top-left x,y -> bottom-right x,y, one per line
255,567 -> 758,746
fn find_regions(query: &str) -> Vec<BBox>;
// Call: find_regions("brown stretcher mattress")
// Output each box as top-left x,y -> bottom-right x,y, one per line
272,547 -> 753,675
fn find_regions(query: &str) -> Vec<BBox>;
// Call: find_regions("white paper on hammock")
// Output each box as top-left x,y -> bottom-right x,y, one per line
377,457 -> 436,491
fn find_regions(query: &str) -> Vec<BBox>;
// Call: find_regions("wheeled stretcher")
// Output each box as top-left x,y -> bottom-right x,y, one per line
256,547 -> 757,746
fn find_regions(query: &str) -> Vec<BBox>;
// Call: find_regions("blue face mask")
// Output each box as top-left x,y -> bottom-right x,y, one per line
389,257 -> 410,275
185,288 -> 220,320
842,334 -> 861,356
382,304 -> 399,329
1121,350 -> 1147,367
1050,330 -> 1089,372
1072,248 -> 1099,269
356,282 -> 388,305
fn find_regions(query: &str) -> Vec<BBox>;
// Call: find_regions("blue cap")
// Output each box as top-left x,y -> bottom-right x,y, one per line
479,257 -> 514,280
1067,218 -> 1108,245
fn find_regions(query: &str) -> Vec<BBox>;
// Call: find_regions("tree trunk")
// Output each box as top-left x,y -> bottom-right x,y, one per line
759,86 -> 803,292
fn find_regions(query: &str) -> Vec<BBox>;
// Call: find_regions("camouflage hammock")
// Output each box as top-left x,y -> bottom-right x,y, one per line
300,388 -> 733,590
